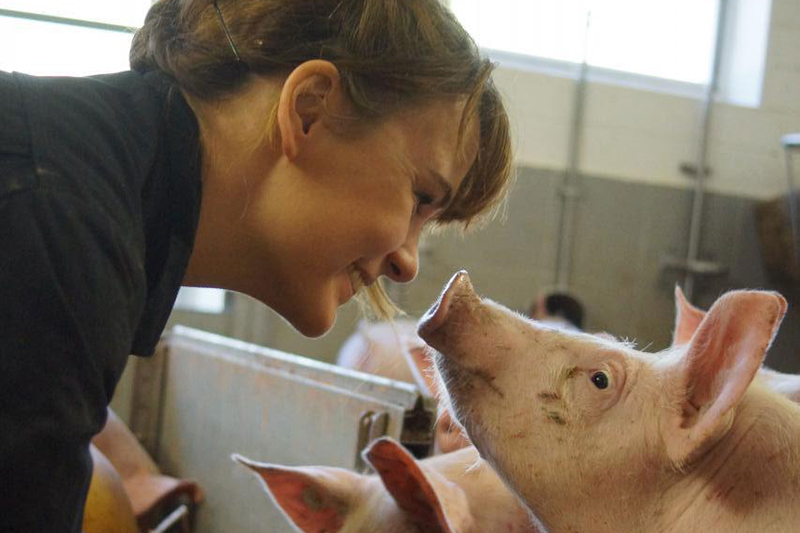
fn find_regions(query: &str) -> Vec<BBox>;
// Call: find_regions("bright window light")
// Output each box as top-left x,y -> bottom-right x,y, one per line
0,0 -> 150,28
450,0 -> 719,84
175,288 -> 227,314
0,16 -> 134,76
585,0 -> 719,84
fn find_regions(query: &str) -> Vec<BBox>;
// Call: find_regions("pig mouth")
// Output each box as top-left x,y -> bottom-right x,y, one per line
431,350 -> 497,457
433,349 -> 505,400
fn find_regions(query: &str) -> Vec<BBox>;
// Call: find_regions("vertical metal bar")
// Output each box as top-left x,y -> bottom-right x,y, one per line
555,11 -> 592,291
683,0 -> 731,301
785,147 -> 799,263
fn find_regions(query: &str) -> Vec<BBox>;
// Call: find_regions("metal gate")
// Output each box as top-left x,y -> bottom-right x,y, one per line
124,326 -> 435,533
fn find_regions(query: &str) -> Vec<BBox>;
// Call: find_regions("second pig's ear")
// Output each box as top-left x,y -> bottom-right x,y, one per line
233,454 -> 359,533
406,345 -> 436,396
364,437 -> 474,533
661,290 -> 787,468
671,285 -> 707,346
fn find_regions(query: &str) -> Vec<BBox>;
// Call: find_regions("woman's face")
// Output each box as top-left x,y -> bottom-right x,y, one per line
249,99 -> 478,337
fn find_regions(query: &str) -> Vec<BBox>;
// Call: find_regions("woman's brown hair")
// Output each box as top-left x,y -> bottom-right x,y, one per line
131,0 -> 513,317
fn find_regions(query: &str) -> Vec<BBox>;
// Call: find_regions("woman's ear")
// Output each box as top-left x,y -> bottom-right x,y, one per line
277,60 -> 342,160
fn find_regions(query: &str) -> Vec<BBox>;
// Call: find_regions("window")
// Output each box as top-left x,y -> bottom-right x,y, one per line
449,0 -> 772,107
1,0 -> 228,314
0,1 -> 146,75
174,288 -> 227,314
1,0 -> 150,27
0,15 -> 135,76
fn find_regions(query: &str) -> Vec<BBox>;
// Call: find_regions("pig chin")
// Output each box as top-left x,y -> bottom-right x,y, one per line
429,349 -> 491,447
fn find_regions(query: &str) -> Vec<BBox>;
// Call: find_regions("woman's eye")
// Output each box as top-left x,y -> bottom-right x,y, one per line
414,191 -> 436,214
590,371 -> 609,390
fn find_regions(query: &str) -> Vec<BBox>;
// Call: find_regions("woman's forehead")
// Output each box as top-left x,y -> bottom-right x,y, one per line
392,99 -> 478,177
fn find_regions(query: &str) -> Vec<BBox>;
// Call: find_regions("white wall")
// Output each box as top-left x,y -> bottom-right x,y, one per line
494,0 -> 799,200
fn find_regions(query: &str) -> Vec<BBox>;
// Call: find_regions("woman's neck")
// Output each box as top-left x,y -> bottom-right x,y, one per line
181,79 -> 282,289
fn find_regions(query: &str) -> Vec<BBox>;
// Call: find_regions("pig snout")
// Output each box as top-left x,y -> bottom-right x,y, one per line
418,270 -> 479,351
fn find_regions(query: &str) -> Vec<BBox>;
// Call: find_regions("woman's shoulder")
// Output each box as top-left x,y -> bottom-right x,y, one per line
8,69 -> 199,242
12,70 -> 180,203
15,69 -> 165,150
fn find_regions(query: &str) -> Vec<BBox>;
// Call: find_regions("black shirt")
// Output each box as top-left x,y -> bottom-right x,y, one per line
0,69 -> 201,532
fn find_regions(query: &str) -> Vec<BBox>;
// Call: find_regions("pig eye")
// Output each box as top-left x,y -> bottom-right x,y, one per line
590,371 -> 609,389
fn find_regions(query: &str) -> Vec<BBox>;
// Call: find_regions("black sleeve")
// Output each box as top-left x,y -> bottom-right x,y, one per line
0,156 -> 145,532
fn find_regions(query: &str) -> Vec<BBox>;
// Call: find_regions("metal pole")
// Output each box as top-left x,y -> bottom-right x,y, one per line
682,0 -> 731,301
783,134 -> 800,263
555,11 -> 592,291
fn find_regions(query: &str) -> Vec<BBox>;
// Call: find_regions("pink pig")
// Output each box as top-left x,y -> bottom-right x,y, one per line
233,437 -> 539,533
420,271 -> 800,533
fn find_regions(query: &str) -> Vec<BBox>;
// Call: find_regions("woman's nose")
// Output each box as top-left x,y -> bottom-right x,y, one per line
384,236 -> 419,284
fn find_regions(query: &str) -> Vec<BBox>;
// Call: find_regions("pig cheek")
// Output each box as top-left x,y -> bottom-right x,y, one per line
496,387 -> 577,484
437,360 -> 513,439
432,351 -> 481,414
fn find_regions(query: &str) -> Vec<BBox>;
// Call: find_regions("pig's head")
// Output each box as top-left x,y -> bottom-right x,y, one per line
419,271 -> 787,532
233,438 -> 473,533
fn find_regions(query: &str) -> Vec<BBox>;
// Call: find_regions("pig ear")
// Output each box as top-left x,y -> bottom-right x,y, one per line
232,454 -> 356,533
671,285 -> 706,346
406,345 -> 437,396
662,291 -> 787,467
363,437 -> 473,533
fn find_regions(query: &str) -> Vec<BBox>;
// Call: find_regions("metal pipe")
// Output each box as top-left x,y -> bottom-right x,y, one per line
782,134 -> 800,263
682,0 -> 731,301
555,12 -> 592,291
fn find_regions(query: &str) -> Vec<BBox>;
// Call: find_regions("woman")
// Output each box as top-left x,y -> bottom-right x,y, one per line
0,0 -> 511,530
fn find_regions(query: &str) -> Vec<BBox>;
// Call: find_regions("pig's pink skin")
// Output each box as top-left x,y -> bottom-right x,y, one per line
234,439 -> 540,533
336,319 -> 424,387
421,271 -> 800,533
674,285 -> 800,403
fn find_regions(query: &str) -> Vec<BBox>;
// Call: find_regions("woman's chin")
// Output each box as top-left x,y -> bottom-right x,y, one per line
287,307 -> 337,338
265,283 -> 341,338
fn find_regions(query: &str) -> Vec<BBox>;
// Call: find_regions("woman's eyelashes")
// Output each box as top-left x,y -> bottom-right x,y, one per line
414,190 -> 437,216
